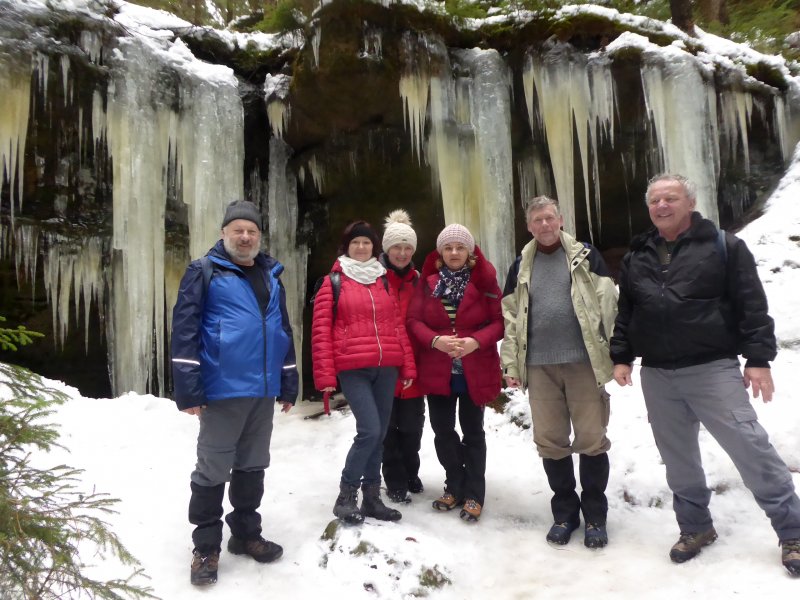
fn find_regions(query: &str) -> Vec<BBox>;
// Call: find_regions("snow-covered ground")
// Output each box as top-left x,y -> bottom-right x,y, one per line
3,148 -> 798,599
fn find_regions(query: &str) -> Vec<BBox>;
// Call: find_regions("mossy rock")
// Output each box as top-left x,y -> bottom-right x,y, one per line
418,565 -> 451,589
350,540 -> 379,556
321,518 -> 342,541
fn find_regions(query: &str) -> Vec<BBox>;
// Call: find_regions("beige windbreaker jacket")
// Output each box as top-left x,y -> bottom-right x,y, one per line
500,231 -> 618,389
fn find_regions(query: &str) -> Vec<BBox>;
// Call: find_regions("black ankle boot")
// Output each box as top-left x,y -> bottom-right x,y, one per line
361,483 -> 402,521
333,482 -> 364,525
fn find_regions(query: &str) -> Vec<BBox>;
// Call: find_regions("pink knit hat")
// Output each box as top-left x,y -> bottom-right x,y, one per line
436,223 -> 475,254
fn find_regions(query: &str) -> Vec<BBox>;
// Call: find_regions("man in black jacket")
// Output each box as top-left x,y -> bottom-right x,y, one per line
611,173 -> 800,575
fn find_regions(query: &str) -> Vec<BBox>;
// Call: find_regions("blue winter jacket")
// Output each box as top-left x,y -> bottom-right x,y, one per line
170,240 -> 299,410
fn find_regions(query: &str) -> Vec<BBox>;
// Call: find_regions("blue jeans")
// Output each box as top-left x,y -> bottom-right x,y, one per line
338,367 -> 398,487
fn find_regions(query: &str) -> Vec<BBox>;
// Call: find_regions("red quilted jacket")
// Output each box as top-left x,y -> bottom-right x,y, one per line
406,246 -> 503,406
381,258 -> 422,399
311,260 -> 417,391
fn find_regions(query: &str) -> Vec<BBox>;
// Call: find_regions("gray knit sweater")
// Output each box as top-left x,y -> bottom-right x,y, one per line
526,247 -> 590,366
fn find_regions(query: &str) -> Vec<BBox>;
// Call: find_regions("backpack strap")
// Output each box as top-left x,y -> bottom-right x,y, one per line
716,228 -> 728,264
200,256 -> 215,297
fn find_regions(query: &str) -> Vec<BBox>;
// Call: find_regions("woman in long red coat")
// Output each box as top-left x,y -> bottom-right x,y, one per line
378,210 -> 425,504
407,224 -> 503,522
311,220 -> 416,525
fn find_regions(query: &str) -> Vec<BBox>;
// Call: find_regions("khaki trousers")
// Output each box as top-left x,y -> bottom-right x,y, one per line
527,362 -> 610,460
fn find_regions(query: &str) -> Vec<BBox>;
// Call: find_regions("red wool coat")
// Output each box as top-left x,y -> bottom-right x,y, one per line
311,260 -> 417,391
382,263 -> 423,399
406,246 -> 504,406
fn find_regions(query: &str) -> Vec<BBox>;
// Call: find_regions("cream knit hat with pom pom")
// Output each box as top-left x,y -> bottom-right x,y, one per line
382,209 -> 418,253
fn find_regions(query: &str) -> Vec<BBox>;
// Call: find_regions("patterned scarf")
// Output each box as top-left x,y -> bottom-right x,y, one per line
338,255 -> 386,284
432,265 -> 471,308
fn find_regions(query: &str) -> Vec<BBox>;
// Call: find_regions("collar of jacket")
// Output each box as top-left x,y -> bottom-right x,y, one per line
420,244 -> 497,292
517,230 -> 588,285
630,211 -> 717,253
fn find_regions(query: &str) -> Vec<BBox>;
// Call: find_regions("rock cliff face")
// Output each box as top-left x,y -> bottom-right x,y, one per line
1,0 -> 798,396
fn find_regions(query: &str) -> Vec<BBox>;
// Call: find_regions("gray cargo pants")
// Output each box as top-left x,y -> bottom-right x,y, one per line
641,358 -> 800,541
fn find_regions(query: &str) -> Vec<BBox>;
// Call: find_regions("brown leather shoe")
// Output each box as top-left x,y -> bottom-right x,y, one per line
460,498 -> 482,522
227,536 -> 283,563
782,539 -> 800,576
669,527 -> 717,563
432,491 -> 462,511
190,550 -> 219,586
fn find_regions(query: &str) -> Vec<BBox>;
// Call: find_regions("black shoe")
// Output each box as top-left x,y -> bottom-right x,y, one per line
669,527 -> 717,563
227,536 -> 283,563
408,477 -> 424,494
546,521 -> 580,545
387,488 -> 412,504
361,483 -> 402,521
334,482 -> 365,525
781,539 -> 800,576
190,550 -> 219,586
584,523 -> 608,549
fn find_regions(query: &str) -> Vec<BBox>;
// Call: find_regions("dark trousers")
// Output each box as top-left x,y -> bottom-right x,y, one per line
542,453 -> 609,526
382,396 -> 425,493
428,393 -> 486,505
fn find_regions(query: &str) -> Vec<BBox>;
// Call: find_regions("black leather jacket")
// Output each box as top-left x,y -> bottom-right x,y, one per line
610,212 -> 776,369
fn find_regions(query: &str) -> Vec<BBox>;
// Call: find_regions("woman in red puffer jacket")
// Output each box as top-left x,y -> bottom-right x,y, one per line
377,210 -> 425,505
312,220 -> 416,526
407,223 -> 503,524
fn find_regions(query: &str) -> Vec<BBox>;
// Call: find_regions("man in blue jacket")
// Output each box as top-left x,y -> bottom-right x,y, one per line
171,200 -> 298,586
611,173 -> 800,576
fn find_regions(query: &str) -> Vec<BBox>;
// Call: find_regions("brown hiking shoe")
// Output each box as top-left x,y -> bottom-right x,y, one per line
227,536 -> 283,563
190,550 -> 219,586
669,527 -> 718,563
782,539 -> 800,576
432,491 -> 462,511
460,499 -> 482,522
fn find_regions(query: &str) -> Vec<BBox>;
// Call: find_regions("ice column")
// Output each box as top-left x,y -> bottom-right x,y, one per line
267,138 -> 307,399
265,74 -> 291,140
640,46 -> 720,223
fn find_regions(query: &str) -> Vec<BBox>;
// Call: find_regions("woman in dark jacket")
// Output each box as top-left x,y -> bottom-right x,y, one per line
378,210 -> 426,504
407,224 -> 503,522
311,220 -> 416,525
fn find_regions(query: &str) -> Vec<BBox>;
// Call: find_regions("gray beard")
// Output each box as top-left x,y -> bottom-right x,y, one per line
223,239 -> 259,263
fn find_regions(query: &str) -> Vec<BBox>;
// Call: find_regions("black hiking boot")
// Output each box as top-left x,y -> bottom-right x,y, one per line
781,539 -> 800,576
190,550 -> 219,586
333,482 -> 364,525
584,523 -> 608,549
546,521 -> 580,545
387,488 -> 412,504
408,476 -> 424,494
361,483 -> 402,521
227,536 -> 283,563
669,527 -> 718,563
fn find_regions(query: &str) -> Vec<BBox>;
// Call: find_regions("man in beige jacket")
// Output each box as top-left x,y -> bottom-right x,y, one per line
501,196 -> 617,549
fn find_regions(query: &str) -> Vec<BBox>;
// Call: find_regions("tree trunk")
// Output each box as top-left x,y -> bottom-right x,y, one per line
696,0 -> 730,25
669,0 -> 695,34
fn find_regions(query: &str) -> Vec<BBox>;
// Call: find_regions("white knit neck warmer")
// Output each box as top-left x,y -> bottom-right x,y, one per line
338,255 -> 386,284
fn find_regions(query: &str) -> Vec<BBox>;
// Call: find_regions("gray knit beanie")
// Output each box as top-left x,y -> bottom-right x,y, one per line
221,200 -> 262,229
382,209 -> 417,252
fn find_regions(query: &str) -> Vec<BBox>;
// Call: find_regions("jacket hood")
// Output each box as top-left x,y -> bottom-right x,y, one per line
420,245 -> 497,291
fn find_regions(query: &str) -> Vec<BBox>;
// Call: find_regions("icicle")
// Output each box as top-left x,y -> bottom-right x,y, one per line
13,224 -> 39,297
264,74 -> 291,139
639,46 -> 720,223
267,137 -> 307,399
79,30 -> 102,65
719,90 -> 753,173
398,73 -> 429,165
307,155 -> 325,193
0,52 -> 33,220
311,26 -> 321,69
360,23 -> 382,60
523,44 -> 617,240
60,55 -> 70,105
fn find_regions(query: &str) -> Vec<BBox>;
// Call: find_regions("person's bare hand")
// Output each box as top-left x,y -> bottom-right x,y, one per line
744,367 -> 774,403
613,364 -> 633,387
182,406 -> 205,416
